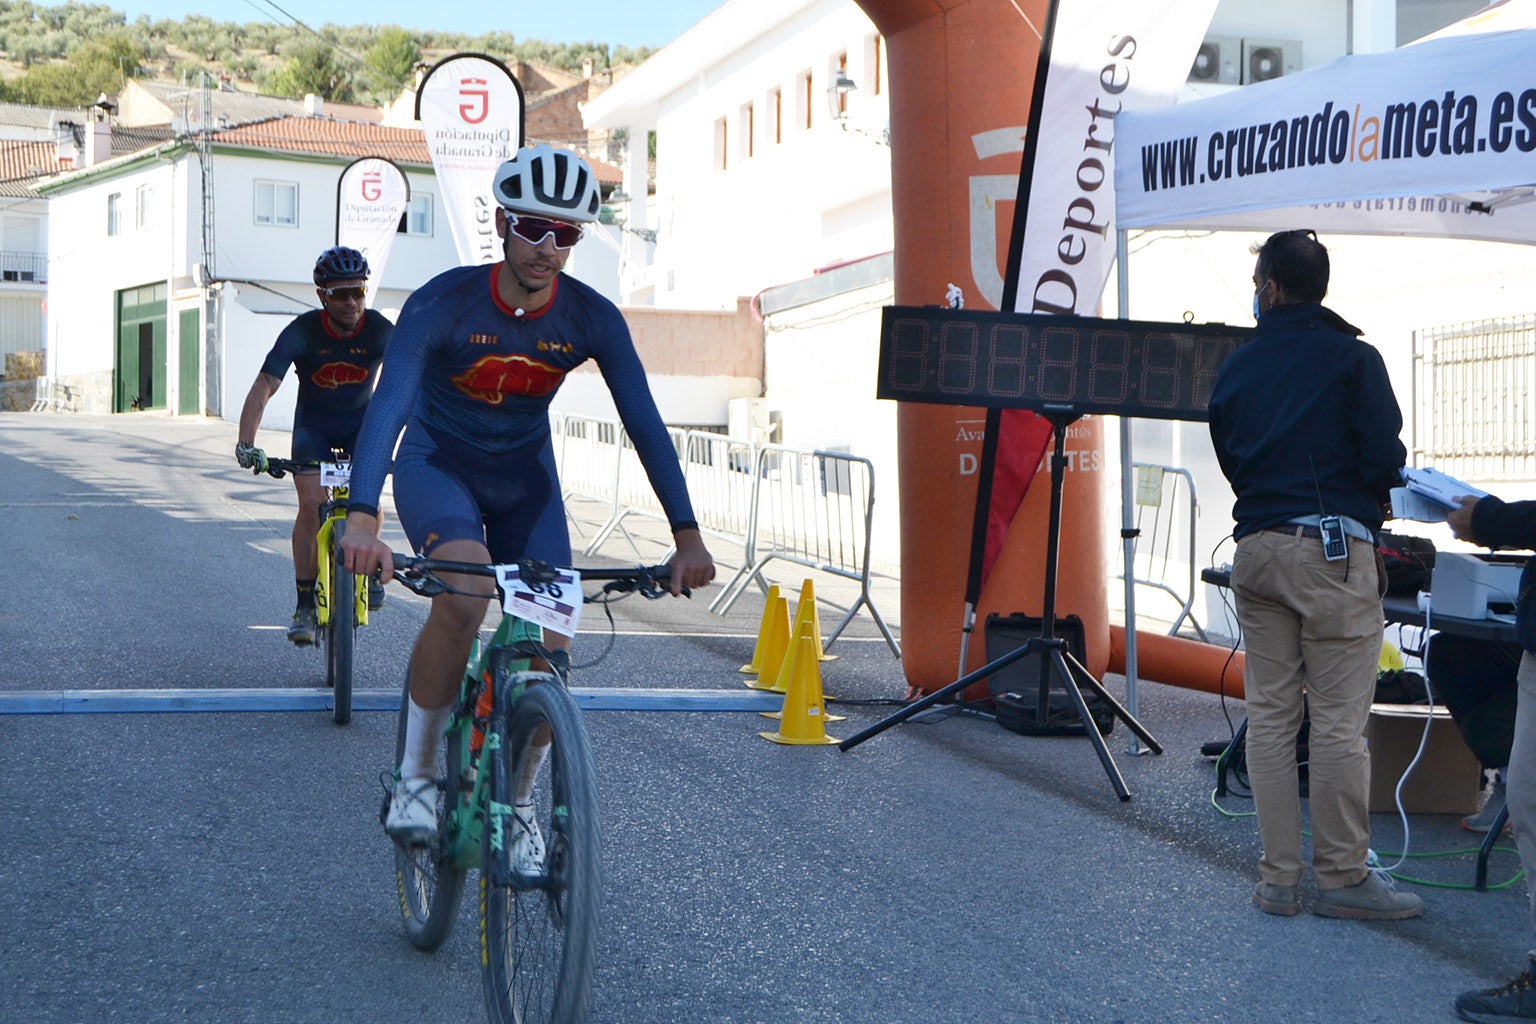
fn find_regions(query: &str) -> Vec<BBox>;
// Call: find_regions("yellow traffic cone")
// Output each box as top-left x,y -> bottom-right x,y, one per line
761,619 -> 845,721
793,579 -> 837,663
745,594 -> 791,691
760,634 -> 840,746
740,585 -> 783,674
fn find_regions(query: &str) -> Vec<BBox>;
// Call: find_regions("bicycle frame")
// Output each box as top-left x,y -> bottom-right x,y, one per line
391,556 -> 671,872
314,478 -> 369,630
437,613 -> 547,871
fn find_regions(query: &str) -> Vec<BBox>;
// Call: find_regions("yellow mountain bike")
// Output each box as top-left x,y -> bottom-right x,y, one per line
262,456 -> 370,724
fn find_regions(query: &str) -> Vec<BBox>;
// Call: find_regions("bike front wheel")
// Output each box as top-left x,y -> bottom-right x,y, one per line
482,673 -> 601,1024
325,521 -> 355,725
390,673 -> 468,951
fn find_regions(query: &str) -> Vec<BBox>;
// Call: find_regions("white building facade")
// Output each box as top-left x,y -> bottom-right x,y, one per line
41,133 -> 456,423
587,0 -> 1531,628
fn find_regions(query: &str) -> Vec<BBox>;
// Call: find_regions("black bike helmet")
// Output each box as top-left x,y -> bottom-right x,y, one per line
491,144 -> 602,223
313,246 -> 370,287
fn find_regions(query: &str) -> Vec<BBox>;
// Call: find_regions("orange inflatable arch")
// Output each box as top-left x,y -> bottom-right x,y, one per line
858,0 -> 1241,700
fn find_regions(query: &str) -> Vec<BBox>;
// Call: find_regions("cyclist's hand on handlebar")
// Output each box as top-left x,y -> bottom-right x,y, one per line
235,441 -> 268,473
666,528 -> 716,597
339,511 -> 393,580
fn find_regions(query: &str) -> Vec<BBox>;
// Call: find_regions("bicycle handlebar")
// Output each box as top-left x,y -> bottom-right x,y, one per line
258,456 -> 324,479
390,553 -> 680,600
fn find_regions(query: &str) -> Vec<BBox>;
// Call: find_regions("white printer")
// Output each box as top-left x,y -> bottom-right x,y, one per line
1429,552 -> 1525,620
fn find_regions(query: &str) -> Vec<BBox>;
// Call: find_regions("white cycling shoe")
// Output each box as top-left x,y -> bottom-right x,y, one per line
385,776 -> 438,845
511,804 -> 546,875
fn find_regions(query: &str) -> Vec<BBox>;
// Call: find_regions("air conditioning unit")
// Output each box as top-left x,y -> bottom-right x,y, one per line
727,396 -> 772,445
1189,35 -> 1240,85
1242,39 -> 1301,84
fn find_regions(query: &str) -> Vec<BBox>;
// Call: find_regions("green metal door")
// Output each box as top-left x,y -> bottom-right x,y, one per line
115,283 -> 168,412
178,308 -> 200,415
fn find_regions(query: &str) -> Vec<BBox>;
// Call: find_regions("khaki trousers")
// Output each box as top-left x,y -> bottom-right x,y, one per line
1231,527 -> 1382,889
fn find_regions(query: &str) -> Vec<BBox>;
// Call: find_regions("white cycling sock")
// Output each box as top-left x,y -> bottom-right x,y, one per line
399,697 -> 452,782
514,741 -> 550,805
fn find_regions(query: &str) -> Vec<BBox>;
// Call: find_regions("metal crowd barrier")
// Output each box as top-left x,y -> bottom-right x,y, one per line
581,425 -> 688,559
710,445 -> 899,656
1118,462 -> 1207,641
551,413 -> 898,654
552,412 -> 624,541
28,377 -> 79,413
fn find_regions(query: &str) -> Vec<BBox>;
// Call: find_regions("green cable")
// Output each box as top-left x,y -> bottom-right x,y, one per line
1209,762 -> 1525,889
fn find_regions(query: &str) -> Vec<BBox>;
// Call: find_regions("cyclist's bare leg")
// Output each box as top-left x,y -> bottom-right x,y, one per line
395,539 -> 496,781
291,471 -> 324,579
407,538 -> 497,708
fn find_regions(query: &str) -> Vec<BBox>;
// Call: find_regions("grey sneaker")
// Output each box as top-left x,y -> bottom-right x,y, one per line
1314,870 -> 1424,920
287,605 -> 317,646
368,580 -> 386,612
385,776 -> 438,846
1464,774 -> 1508,834
1253,881 -> 1299,917
510,804 -> 546,876
1455,958 -> 1536,1022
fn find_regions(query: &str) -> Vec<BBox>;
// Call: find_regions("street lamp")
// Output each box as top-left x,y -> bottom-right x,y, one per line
826,69 -> 889,146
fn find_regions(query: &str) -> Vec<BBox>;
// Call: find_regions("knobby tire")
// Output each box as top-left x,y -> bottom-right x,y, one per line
481,673 -> 601,1024
327,520 -> 355,725
391,670 -> 468,951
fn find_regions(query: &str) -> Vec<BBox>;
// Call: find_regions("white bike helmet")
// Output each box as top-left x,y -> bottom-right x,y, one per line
491,144 -> 602,224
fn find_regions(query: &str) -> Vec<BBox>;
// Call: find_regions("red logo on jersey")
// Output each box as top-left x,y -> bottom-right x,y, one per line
451,354 -> 566,404
459,78 -> 489,124
312,362 -> 370,389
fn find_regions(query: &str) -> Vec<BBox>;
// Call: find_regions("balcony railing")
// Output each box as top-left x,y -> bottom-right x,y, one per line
0,251 -> 47,284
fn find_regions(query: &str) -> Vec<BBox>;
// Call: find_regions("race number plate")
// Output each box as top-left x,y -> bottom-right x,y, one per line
494,565 -> 583,637
320,461 -> 352,487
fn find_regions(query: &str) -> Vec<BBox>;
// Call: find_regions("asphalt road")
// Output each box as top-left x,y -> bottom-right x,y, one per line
0,412 -> 1527,1024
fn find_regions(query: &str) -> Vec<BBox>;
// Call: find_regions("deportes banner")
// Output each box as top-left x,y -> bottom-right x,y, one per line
1114,27 -> 1536,240
336,157 -> 410,305
1004,0 -> 1222,317
415,53 -> 526,265
978,0 -> 1219,595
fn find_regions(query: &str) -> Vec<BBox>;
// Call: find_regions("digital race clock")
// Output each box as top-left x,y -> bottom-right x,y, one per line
876,306 -> 1252,422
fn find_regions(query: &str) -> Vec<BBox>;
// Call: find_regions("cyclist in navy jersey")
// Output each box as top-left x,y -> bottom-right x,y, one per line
339,146 -> 715,849
235,246 -> 393,644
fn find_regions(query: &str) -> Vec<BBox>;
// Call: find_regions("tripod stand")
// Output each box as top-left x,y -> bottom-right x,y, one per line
839,411 -> 1162,800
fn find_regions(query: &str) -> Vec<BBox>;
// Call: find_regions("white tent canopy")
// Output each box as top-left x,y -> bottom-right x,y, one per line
1113,12 -> 1536,243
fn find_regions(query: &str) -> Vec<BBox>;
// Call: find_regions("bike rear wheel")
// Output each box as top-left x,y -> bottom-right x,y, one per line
390,673 -> 468,951
325,521 -> 355,724
482,673 -> 601,1024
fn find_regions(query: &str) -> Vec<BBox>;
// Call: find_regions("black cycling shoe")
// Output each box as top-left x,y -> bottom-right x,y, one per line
287,605 -> 318,646
368,580 -> 386,612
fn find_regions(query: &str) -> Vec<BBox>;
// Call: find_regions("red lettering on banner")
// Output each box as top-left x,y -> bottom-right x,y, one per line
459,77 -> 489,124
361,171 -> 382,202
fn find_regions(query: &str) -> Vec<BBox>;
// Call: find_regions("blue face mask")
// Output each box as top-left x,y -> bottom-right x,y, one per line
1253,292 -> 1262,321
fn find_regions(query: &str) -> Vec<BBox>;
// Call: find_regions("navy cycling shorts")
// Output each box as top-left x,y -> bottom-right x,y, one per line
391,422 -> 570,564
291,408 -> 365,467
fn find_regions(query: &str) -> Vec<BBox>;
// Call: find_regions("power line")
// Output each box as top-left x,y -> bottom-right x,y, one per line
243,0 -> 367,70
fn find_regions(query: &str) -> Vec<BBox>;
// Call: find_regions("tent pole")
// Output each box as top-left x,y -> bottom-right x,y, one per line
1116,228 -> 1147,755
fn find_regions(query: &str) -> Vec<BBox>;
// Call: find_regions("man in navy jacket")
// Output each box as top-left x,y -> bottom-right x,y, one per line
1209,229 -> 1421,922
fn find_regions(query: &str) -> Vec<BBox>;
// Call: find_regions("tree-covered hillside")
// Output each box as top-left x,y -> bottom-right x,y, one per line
0,1 -> 652,106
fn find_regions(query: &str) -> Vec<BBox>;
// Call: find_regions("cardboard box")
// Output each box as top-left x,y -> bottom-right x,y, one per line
1364,703 -> 1482,815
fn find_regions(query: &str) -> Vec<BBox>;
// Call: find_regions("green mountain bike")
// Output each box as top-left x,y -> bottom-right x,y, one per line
261,456 -> 370,724
384,553 -> 677,1024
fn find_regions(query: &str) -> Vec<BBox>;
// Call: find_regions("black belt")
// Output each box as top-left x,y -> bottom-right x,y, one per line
1262,524 -> 1323,540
